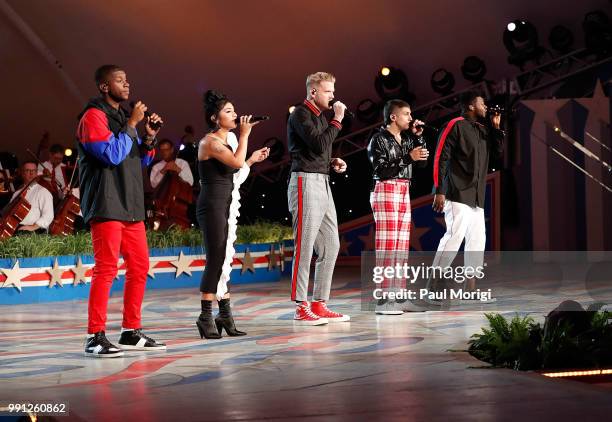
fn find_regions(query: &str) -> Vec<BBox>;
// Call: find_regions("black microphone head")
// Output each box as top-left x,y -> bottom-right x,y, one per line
235,116 -> 270,124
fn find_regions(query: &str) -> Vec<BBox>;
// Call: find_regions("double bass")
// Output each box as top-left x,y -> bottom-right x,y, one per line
150,164 -> 193,230
49,162 -> 81,236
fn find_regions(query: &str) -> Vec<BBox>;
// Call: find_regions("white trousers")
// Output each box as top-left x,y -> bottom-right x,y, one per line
432,200 -> 486,269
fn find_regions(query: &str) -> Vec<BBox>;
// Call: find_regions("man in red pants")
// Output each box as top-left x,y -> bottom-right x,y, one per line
77,64 -> 165,357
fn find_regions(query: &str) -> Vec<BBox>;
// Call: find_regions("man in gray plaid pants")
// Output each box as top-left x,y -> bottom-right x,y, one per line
286,72 -> 351,325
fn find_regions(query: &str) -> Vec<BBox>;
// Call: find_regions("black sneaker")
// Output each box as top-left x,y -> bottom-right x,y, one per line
84,331 -> 124,358
118,329 -> 166,350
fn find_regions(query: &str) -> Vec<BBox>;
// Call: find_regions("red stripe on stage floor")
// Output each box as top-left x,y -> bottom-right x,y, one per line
291,176 -> 303,301
60,355 -> 192,387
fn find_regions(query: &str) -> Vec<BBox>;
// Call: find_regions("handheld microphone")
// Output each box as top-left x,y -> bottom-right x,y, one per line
235,116 -> 271,124
329,100 -> 355,119
129,101 -> 163,130
411,121 -> 438,131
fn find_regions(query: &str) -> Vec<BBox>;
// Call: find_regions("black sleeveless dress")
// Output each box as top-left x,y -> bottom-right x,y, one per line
196,144 -> 238,294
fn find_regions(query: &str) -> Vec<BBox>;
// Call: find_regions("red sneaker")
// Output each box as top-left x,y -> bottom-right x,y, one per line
310,301 -> 350,322
294,302 -> 328,325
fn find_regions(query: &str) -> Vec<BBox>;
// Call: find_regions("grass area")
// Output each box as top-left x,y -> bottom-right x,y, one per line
0,222 -> 293,258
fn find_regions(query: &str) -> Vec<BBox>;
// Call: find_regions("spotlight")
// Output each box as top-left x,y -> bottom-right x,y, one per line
430,68 -> 455,95
583,10 -> 612,54
374,67 -> 414,102
64,148 -> 73,157
262,137 -> 286,163
355,98 -> 381,124
503,19 -> 545,69
548,25 -> 574,54
461,56 -> 487,83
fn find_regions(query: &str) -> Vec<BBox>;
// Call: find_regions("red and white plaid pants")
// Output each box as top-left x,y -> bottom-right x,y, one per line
370,180 -> 411,289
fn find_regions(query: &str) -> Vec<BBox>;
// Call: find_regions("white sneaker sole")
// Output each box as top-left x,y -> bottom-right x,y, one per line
293,318 -> 329,326
118,344 -> 167,351
326,315 -> 351,322
84,351 -> 124,358
375,310 -> 404,315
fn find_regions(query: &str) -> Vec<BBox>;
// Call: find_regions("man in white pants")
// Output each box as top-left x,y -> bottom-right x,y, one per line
431,92 -> 504,292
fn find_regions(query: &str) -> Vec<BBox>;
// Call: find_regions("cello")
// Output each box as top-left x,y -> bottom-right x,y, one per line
49,162 -> 81,236
0,178 -> 37,240
150,166 -> 193,230
26,148 -> 62,204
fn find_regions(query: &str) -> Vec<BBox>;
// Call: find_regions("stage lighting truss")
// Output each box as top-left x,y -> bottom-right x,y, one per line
249,47 -> 612,187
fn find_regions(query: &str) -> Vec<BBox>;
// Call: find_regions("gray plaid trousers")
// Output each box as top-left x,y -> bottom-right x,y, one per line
287,172 -> 340,302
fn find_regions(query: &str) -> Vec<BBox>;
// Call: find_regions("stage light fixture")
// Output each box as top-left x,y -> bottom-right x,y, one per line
380,66 -> 391,76
355,98 -> 381,124
374,67 -> 414,102
460,56 -> 487,83
548,25 -> 574,54
503,19 -> 546,69
64,148 -> 73,157
583,10 -> 612,54
430,68 -> 455,95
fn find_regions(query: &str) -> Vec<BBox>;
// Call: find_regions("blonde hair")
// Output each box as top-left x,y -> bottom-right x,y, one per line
306,72 -> 336,94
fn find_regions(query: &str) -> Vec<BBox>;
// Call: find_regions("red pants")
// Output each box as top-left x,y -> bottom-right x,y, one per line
88,220 -> 149,333
370,180 -> 412,289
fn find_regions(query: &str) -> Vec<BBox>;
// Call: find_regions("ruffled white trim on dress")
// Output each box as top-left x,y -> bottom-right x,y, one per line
216,132 -> 250,300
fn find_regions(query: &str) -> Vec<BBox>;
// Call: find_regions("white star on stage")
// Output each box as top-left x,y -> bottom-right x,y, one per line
47,258 -> 64,288
410,224 -> 431,252
240,249 -> 256,275
148,262 -> 157,279
267,245 -> 280,271
1,260 -> 24,292
358,228 -> 376,251
71,256 -> 89,285
170,251 -> 192,278
339,235 -> 352,255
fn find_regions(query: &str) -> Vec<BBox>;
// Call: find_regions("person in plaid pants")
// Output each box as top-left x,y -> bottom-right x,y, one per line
367,99 -> 429,314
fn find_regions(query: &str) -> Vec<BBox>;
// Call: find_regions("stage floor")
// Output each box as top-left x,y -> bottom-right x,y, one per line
1,268 -> 611,421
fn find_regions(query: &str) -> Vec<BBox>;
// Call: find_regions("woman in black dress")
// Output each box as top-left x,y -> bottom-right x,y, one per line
196,90 -> 269,339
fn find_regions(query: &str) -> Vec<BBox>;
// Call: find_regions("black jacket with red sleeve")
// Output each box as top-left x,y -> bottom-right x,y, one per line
287,99 -> 343,174
433,115 -> 504,208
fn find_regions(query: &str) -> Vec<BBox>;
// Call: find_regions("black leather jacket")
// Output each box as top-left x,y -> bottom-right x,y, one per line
367,126 -> 427,184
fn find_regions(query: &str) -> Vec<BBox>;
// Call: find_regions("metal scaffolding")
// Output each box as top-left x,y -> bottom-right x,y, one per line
248,48 -> 612,188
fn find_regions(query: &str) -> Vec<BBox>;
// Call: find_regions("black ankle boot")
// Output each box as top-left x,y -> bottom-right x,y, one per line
196,300 -> 221,339
215,298 -> 246,336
